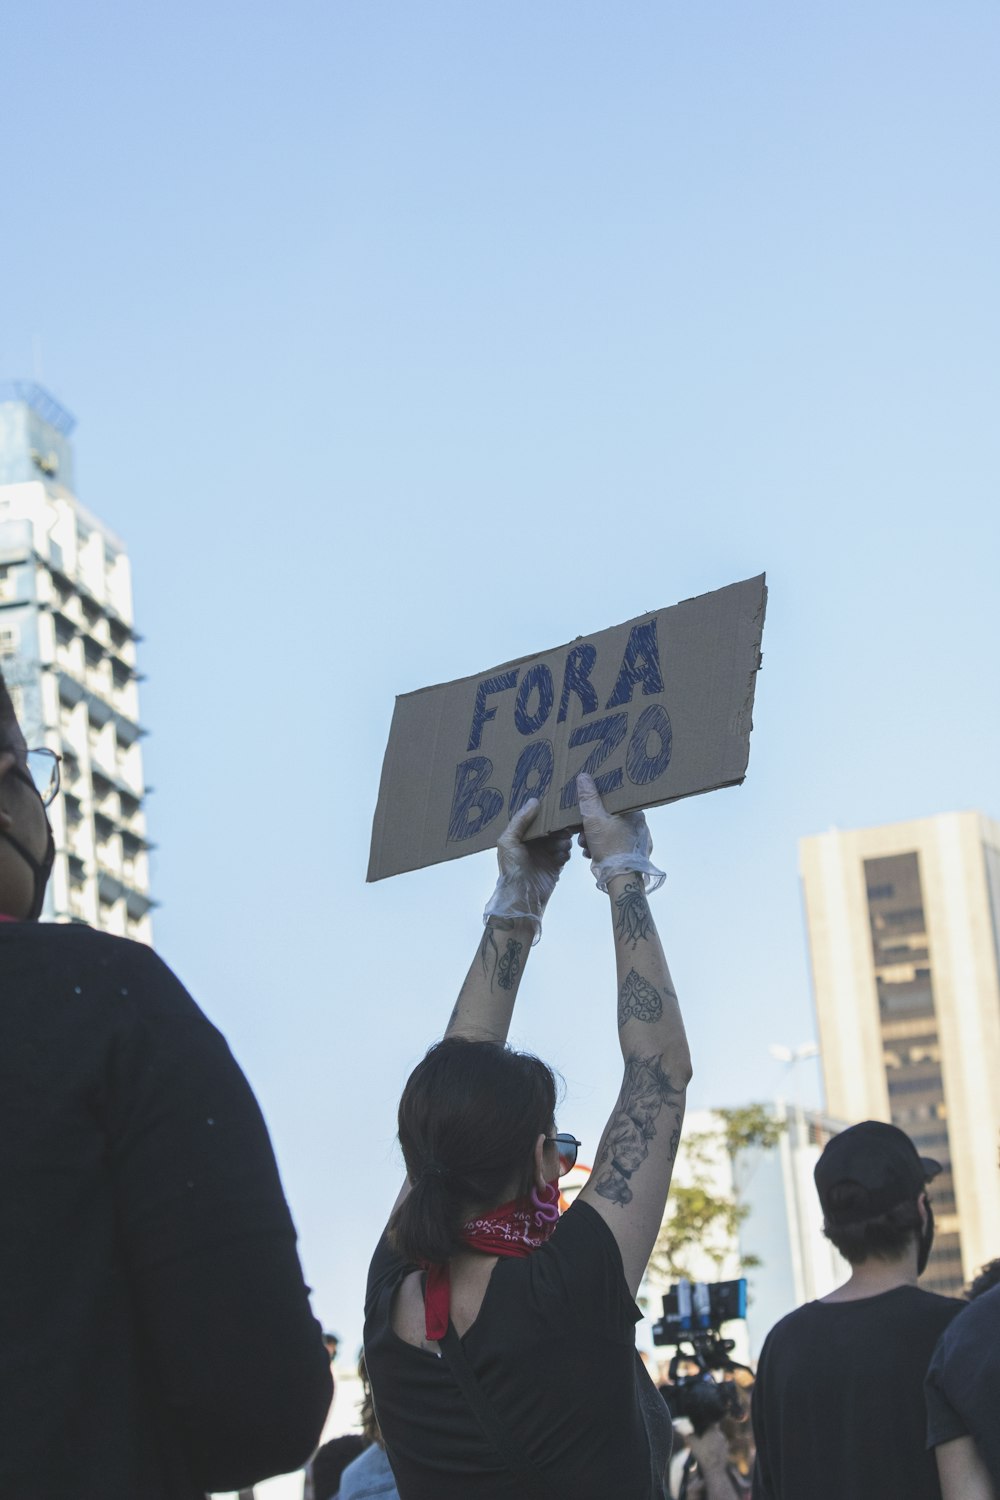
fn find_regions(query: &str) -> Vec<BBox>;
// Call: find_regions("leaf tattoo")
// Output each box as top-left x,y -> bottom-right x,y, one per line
614,880 -> 653,949
481,918 -> 516,992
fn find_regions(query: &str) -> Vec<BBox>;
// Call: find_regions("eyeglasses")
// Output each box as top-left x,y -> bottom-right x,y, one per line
544,1132 -> 582,1176
25,748 -> 61,807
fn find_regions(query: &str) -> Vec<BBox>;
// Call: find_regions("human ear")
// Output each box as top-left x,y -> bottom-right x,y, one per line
533,1134 -> 547,1192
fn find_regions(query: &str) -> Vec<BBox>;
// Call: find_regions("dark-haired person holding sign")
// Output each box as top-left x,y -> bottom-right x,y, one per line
364,773 -> 704,1500
0,671 -> 331,1498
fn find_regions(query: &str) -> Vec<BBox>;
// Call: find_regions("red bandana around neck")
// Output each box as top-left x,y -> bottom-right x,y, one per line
422,1182 -> 560,1341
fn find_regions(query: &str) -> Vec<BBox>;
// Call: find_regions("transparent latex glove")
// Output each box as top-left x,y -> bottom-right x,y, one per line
575,771 -> 665,894
483,798 -> 573,944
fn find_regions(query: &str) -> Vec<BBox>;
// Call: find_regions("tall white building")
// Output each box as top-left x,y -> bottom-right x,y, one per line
800,813 -> 1000,1295
0,381 -> 154,940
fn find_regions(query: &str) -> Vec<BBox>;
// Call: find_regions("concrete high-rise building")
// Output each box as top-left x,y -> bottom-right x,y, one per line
800,814 -> 1000,1295
0,381 -> 154,940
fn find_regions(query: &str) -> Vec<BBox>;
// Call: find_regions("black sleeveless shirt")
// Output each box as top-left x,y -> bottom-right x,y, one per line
364,1199 -> 671,1500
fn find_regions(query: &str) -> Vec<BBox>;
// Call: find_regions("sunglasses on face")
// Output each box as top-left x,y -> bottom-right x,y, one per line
19,749 -> 61,807
544,1132 -> 582,1176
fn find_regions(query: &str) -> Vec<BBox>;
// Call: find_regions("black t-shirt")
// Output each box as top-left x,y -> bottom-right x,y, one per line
925,1283 -> 1000,1486
0,920 -> 332,1500
751,1285 -> 963,1500
364,1200 -> 671,1500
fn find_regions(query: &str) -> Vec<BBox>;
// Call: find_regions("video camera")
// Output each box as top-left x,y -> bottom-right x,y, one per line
652,1278 -> 751,1436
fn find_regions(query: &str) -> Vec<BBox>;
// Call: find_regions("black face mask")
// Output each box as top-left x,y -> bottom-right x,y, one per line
917,1198 -> 935,1276
0,768 -> 55,921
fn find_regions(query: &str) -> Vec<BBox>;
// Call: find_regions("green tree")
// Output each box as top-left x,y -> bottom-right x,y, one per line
648,1105 -> 786,1285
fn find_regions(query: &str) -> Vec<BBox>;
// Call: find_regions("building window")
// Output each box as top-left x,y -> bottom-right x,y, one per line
864,850 -> 961,1290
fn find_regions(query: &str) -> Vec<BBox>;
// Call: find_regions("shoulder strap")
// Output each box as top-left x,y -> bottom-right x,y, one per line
437,1321 -> 551,1500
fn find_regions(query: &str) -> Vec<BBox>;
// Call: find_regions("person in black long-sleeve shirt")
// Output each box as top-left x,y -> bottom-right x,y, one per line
0,671 -> 331,1498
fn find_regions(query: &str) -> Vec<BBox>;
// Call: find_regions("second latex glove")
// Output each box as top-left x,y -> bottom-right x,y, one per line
576,772 -> 665,894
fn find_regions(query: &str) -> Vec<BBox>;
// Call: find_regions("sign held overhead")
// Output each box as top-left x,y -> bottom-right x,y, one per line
368,573 -> 767,882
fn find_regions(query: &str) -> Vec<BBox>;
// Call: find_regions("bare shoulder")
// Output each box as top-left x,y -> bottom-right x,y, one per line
390,1256 -> 502,1350
390,1270 -> 435,1351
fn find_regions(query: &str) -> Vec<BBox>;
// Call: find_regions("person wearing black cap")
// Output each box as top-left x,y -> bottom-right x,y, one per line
750,1120 -> 964,1500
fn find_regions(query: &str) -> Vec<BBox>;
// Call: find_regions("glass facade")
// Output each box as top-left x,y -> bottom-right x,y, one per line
864,851 -> 963,1293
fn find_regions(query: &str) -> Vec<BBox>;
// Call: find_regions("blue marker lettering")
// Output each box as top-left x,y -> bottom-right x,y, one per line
448,757 -> 505,841
559,712 -> 628,810
514,664 -> 555,737
605,620 -> 664,708
557,643 -> 599,723
509,740 -> 554,815
626,704 -> 672,786
467,671 -> 518,752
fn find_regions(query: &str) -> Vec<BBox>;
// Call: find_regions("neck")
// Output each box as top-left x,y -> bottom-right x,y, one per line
822,1250 -> 919,1302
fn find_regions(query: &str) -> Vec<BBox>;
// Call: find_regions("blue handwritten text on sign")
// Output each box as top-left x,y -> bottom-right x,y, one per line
448,620 -> 671,842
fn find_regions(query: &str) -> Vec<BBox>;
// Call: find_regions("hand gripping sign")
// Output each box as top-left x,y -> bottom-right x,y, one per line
367,574 -> 766,882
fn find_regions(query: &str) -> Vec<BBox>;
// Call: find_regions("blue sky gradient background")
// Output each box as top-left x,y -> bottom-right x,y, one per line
3,0 -> 998,1359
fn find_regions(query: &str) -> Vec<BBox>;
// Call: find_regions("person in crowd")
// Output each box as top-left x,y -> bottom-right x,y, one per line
364,774 -> 696,1498
665,1375 -> 754,1498
682,1424 -> 752,1499
964,1256 -> 1000,1301
308,1436 -> 368,1500
668,1422 -> 694,1499
751,1120 -> 963,1499
926,1258 -> 1000,1498
335,1356 -> 399,1500
0,671 -> 331,1498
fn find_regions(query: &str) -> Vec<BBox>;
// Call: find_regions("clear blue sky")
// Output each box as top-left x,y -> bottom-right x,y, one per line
4,0 -> 998,1363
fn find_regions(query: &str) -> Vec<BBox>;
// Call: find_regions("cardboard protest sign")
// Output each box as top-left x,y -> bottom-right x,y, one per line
368,573 -> 766,882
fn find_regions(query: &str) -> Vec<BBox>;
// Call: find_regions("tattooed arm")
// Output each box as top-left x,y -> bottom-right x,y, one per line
443,799 -> 572,1045
385,803 -> 571,1219
576,775 -> 692,1297
443,916 -> 532,1044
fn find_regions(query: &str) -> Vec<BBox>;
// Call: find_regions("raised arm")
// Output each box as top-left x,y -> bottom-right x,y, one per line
389,800 -> 571,1216
576,773 -> 692,1296
444,798 -> 572,1044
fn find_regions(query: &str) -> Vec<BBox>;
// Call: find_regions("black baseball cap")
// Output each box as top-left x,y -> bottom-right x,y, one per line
815,1121 -> 941,1225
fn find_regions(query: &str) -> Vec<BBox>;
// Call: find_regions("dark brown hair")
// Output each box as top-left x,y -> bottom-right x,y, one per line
389,1037 -> 557,1265
357,1353 -> 382,1447
966,1257 -> 1000,1301
822,1184 -> 922,1265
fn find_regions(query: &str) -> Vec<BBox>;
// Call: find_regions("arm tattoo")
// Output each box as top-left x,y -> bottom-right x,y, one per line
617,968 -> 663,1028
496,938 -> 523,991
480,917 -> 515,992
614,880 -> 653,949
593,1052 -> 685,1207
